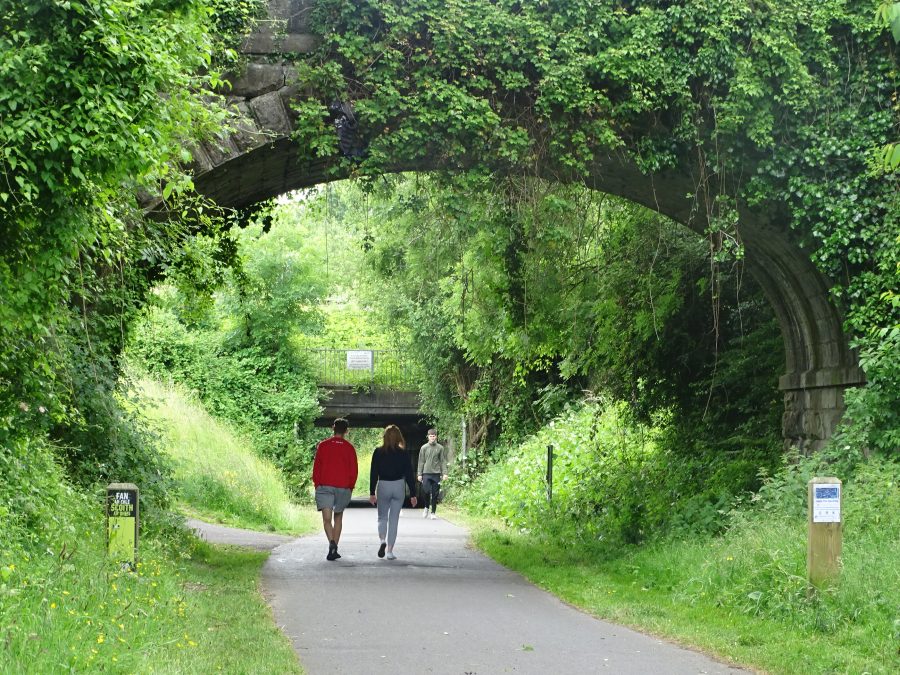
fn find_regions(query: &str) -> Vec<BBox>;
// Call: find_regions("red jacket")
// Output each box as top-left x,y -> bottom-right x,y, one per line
312,436 -> 358,489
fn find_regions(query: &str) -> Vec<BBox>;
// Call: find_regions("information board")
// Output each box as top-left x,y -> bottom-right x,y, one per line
812,484 -> 841,523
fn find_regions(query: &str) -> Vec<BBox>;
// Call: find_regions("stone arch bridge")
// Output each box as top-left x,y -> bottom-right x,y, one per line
181,0 -> 865,453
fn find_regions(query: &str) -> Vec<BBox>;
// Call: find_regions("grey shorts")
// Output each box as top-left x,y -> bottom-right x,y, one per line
315,486 -> 353,513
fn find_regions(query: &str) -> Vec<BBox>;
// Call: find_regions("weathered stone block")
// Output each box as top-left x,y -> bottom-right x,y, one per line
230,102 -> 272,152
249,91 -> 292,135
278,84 -> 301,119
203,134 -> 239,167
186,143 -> 212,174
817,387 -> 840,410
288,0 -> 315,32
227,63 -> 286,98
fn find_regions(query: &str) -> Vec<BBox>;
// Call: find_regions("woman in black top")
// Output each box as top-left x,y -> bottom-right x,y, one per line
369,425 -> 418,560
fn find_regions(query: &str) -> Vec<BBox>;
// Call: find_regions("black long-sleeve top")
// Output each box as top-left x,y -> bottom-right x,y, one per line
369,446 -> 417,496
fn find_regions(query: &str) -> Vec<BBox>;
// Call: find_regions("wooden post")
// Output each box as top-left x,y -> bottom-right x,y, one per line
808,477 -> 841,589
546,445 -> 554,503
107,483 -> 139,571
461,417 -> 467,471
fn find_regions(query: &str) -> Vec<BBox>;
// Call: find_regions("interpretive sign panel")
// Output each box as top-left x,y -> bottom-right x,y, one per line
807,477 -> 841,588
812,484 -> 841,523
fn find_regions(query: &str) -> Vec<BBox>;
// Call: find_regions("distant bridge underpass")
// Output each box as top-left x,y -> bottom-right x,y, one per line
307,348 -> 426,433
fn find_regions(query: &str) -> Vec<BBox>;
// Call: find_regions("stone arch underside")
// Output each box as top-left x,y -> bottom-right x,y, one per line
182,2 -> 864,453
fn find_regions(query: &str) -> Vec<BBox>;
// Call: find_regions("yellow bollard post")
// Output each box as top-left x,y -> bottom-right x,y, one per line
107,483 -> 139,571
807,477 -> 841,589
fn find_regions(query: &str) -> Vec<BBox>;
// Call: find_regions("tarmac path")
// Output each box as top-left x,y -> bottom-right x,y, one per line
201,507 -> 752,675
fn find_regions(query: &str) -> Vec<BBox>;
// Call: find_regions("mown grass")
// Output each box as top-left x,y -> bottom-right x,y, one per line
137,378 -> 316,535
451,504 -> 899,674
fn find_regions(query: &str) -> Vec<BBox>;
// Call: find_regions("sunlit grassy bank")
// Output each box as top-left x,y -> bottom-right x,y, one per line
137,378 -> 317,535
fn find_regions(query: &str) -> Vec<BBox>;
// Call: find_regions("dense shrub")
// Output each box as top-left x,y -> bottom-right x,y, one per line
0,435 -> 90,553
836,326 -> 900,457
456,398 -> 781,544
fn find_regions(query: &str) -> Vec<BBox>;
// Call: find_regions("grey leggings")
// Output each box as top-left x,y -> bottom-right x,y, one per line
376,479 -> 405,547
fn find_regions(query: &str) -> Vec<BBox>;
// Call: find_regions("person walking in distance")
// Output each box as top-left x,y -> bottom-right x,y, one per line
369,425 -> 418,560
417,428 -> 448,520
312,418 -> 358,561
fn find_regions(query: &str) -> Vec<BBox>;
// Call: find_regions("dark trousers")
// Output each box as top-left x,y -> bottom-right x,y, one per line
422,473 -> 441,513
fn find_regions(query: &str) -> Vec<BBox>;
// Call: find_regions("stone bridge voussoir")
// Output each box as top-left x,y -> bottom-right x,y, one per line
248,91 -> 292,136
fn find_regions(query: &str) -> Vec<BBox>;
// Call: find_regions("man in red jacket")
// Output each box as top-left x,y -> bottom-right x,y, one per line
312,418 -> 358,561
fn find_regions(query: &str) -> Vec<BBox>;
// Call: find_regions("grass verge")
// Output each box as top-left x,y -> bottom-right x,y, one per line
153,540 -> 304,674
1,520 -> 304,673
448,507 -> 897,674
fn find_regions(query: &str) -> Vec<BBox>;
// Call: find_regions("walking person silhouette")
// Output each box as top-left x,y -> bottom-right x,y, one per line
312,418 -> 358,561
417,428 -> 448,520
369,425 -> 418,560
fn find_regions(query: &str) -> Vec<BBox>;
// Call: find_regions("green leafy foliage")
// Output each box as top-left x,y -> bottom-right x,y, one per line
839,326 -> 900,455
128,211 -> 330,491
129,302 -> 322,492
318,174 -> 783,468
294,0 -> 899,460
457,398 -> 781,544
0,0 -> 258,489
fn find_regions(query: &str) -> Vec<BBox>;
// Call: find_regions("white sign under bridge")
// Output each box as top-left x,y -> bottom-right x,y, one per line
346,350 -> 374,371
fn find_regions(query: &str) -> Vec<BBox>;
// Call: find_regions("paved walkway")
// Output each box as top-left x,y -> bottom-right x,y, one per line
186,518 -> 294,551
242,508 -> 750,675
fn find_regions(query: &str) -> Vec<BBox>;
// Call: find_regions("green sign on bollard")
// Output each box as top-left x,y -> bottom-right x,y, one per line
107,483 -> 139,570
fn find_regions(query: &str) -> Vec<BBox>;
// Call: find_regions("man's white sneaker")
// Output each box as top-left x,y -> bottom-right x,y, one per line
422,508 -> 429,518
430,513 -> 437,520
